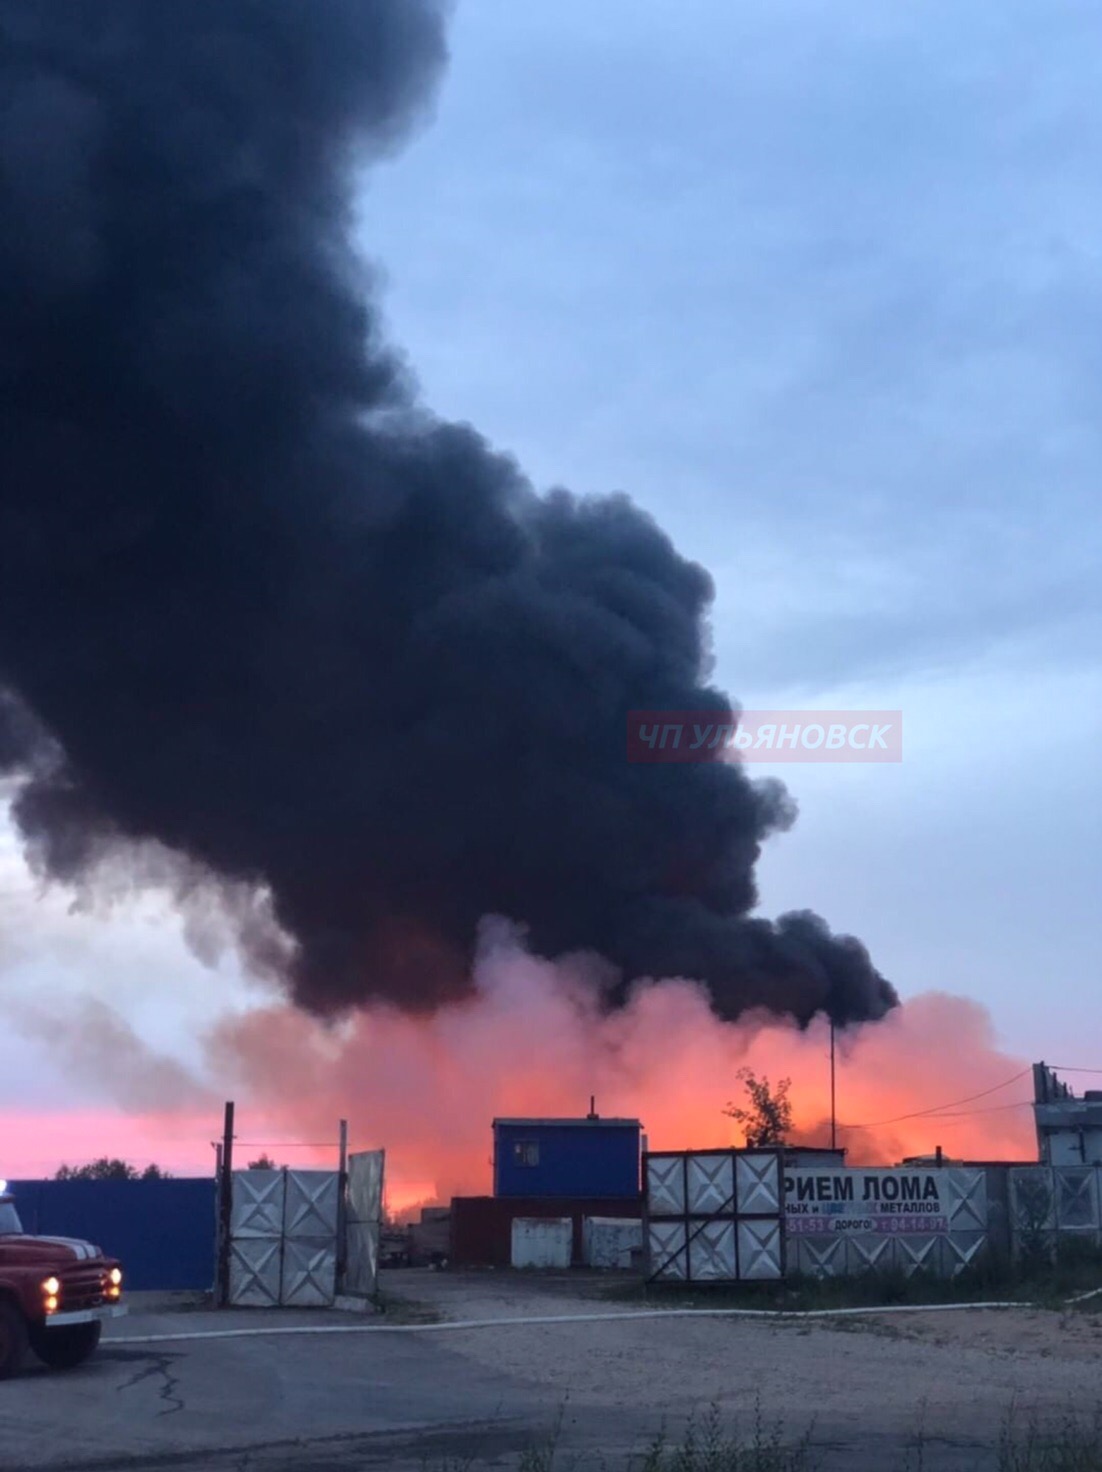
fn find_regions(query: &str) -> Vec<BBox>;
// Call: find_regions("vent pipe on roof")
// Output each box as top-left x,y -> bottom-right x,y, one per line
587,1095 -> 598,1120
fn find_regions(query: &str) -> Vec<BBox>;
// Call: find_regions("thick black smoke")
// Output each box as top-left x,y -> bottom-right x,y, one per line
0,0 -> 896,1026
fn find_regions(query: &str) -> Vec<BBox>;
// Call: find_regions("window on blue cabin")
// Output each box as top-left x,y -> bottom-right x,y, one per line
512,1141 -> 539,1167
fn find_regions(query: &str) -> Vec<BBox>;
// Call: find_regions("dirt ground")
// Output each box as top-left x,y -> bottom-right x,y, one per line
10,1271 -> 1102,1471
379,1268 -> 1102,1457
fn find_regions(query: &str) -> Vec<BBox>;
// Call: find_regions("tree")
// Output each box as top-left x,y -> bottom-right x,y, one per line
55,1158 -> 170,1181
723,1068 -> 793,1148
246,1155 -> 281,1170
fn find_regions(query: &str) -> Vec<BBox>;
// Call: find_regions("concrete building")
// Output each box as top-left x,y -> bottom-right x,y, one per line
1033,1062 -> 1102,1166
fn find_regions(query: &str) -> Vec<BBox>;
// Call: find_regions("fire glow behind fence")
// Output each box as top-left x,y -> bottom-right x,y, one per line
627,711 -> 904,763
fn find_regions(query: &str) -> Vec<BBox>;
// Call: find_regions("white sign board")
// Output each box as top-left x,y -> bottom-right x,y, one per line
785,1169 -> 950,1236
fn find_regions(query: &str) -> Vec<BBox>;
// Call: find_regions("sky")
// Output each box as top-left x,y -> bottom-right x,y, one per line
1,0 -> 1100,1181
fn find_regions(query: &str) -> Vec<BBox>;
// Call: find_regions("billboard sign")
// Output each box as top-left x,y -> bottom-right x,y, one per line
785,1168 -> 950,1235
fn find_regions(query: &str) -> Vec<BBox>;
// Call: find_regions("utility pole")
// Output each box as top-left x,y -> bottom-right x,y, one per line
829,1021 -> 837,1152
217,1101 -> 235,1307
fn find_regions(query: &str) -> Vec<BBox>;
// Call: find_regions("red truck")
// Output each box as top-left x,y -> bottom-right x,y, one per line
0,1183 -> 125,1377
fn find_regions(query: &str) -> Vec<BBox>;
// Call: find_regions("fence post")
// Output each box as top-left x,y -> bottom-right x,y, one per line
336,1119 -> 348,1295
216,1101 -> 235,1307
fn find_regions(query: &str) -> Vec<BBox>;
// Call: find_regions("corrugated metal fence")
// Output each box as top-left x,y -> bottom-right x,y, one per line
1009,1164 -> 1102,1253
224,1155 -> 384,1306
227,1169 -> 339,1307
645,1149 -> 785,1282
9,1177 -> 216,1291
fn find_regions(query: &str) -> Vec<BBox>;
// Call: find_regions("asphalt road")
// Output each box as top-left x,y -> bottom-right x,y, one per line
0,1284 -> 1089,1471
4,1306 -> 555,1472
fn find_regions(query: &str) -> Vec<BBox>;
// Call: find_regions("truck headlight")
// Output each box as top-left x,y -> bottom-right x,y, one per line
42,1276 -> 60,1296
108,1267 -> 122,1287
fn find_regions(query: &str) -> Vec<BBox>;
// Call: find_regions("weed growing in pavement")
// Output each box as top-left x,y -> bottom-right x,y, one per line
631,1401 -> 815,1472
997,1403 -> 1102,1472
430,1398 -> 1102,1471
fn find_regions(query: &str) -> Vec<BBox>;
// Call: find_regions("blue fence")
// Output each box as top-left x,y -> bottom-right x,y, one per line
8,1177 -> 216,1291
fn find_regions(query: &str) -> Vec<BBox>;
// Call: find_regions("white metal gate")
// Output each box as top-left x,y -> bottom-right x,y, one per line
228,1168 -> 339,1307
342,1149 -> 385,1297
645,1149 -> 784,1282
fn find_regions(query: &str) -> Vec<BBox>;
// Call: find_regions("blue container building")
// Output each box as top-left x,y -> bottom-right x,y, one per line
493,1114 -> 641,1199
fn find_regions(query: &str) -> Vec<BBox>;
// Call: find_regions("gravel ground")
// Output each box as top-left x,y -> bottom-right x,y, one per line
379,1268 -> 1102,1455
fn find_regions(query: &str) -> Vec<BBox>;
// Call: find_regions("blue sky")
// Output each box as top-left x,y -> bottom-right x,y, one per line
1,0 -> 1100,1125
361,0 -> 1101,1056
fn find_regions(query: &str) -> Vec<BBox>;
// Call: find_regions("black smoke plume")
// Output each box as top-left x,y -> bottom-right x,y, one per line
0,0 -> 896,1026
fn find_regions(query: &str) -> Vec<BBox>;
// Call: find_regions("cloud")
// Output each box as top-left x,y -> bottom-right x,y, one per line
365,0 -> 1102,692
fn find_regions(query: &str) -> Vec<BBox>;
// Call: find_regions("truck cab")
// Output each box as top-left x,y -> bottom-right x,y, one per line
0,1184 -> 125,1376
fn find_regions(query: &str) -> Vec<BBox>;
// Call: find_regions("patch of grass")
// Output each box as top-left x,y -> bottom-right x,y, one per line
600,1239 -> 1102,1316
632,1403 -> 815,1472
998,1404 -> 1102,1471
508,1402 -> 815,1472
601,1265 -> 1005,1314
426,1401 -> 1102,1470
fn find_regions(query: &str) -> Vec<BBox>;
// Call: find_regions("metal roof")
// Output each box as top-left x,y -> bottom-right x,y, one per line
492,1117 -> 641,1129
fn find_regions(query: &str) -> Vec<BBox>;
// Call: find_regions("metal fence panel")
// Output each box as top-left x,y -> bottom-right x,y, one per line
945,1169 -> 987,1232
644,1148 -> 784,1283
284,1171 -> 339,1239
737,1218 -> 783,1279
686,1154 -> 733,1215
646,1156 -> 685,1217
784,1167 -> 989,1280
847,1235 -> 893,1274
282,1238 -> 337,1306
1055,1169 -> 1099,1231
793,1234 -> 846,1279
688,1220 -> 736,1280
228,1167 -> 340,1307
343,1150 -> 385,1296
648,1220 -> 687,1280
1005,1165 -> 1102,1256
230,1169 -> 285,1239
943,1232 -> 987,1275
228,1237 -> 281,1307
897,1235 -> 940,1277
736,1154 -> 781,1215
1010,1167 -> 1056,1240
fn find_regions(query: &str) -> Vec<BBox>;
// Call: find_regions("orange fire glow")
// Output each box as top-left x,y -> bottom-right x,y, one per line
206,926 -> 1037,1206
4,928 -> 1037,1199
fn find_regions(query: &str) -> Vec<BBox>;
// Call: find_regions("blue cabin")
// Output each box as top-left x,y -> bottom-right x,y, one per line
492,1114 -> 642,1199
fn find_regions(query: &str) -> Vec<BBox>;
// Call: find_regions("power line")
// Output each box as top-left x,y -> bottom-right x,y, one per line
234,1141 -> 339,1149
913,1101 -> 1033,1120
1048,1065 -> 1102,1075
840,1067 -> 1032,1130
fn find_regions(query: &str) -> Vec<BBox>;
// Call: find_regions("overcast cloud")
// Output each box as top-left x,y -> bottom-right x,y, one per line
2,0 -> 1099,1113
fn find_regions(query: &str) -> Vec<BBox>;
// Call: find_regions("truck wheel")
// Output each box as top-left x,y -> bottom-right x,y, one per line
29,1322 -> 102,1371
0,1300 -> 29,1378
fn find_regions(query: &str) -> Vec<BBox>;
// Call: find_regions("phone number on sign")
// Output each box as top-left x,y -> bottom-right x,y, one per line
786,1215 -> 950,1235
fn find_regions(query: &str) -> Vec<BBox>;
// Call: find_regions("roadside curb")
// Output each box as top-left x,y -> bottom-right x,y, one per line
109,1298 -> 1042,1345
